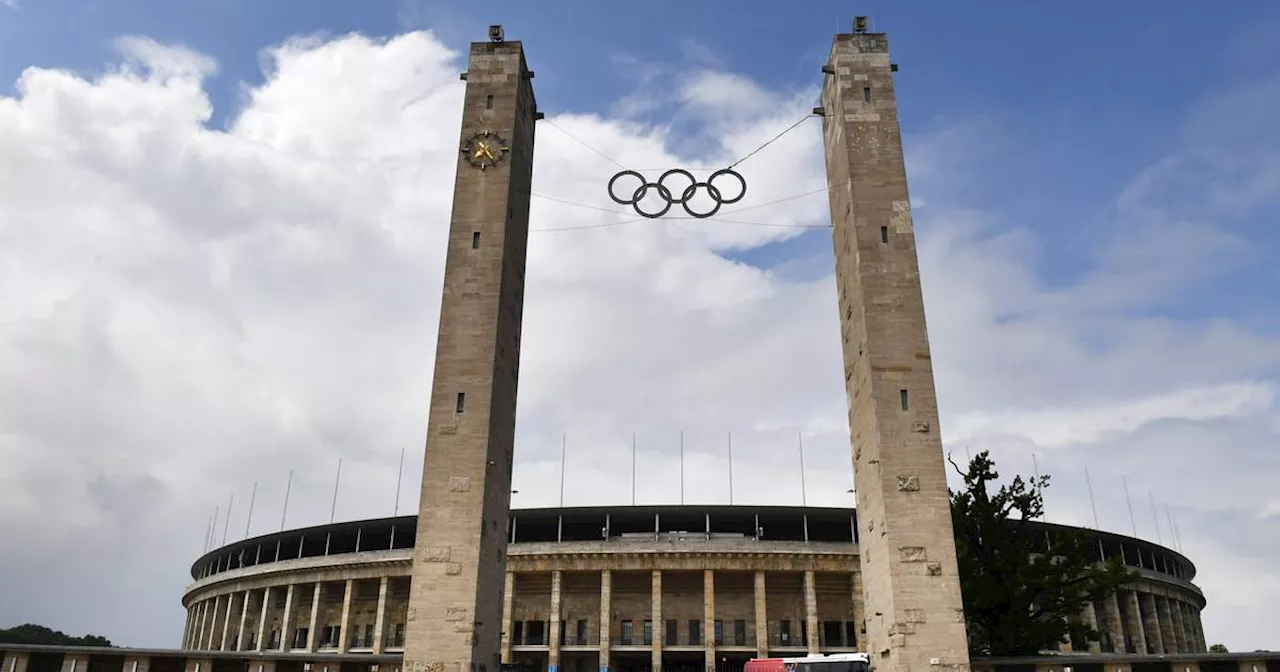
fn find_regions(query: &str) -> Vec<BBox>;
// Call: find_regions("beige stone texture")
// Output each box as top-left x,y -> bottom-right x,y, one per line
820,29 -> 970,670
402,36 -> 538,672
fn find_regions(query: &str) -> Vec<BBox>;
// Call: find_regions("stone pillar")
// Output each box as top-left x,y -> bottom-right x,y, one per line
850,571 -> 865,651
1154,594 -> 1177,654
704,569 -> 716,672
236,589 -> 252,651
122,656 -> 150,672
652,570 -> 663,671
600,570 -> 612,672
550,570 -> 563,672
754,571 -> 768,657
1237,661 -> 1269,672
195,600 -> 209,650
256,587 -> 273,652
182,606 -> 194,649
1193,607 -> 1207,652
1079,601 -> 1101,653
185,659 -> 214,672
804,570 -> 819,654
220,592 -> 236,650
373,577 -> 390,655
1138,593 -> 1164,654
501,572 -> 515,664
338,580 -> 355,654
1122,590 -> 1148,654
1,652 -> 30,672
1169,598 -> 1188,652
306,582 -> 323,651
61,654 -> 90,672
1100,592 -> 1125,653
205,595 -> 221,649
279,584 -> 296,651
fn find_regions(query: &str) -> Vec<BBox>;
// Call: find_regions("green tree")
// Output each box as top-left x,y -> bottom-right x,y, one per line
0,624 -> 114,647
950,450 -> 1134,657
1209,643 -> 1229,653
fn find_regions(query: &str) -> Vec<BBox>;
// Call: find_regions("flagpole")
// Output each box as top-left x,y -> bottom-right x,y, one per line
797,432 -> 808,507
221,493 -> 234,546
560,433 -> 567,508
727,430 -> 734,505
1123,478 -> 1137,537
394,448 -> 405,516
330,458 -> 342,524
244,481 -> 258,539
1148,492 -> 1163,544
679,430 -> 685,505
1085,467 -> 1101,529
280,469 -> 293,532
631,431 -> 636,506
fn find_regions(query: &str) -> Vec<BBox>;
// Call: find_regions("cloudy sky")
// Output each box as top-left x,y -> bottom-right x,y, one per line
2,0 -> 1278,653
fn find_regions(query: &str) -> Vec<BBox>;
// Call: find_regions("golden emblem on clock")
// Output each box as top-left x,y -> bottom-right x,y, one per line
461,129 -> 510,170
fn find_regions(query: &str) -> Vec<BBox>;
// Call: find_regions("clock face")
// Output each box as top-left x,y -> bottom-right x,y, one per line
461,130 -> 510,170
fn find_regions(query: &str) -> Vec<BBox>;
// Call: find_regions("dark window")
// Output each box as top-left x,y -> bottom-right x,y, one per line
779,620 -> 791,645
845,620 -> 858,647
363,624 -> 373,648
900,389 -> 909,410
666,620 -> 678,646
486,95 -> 494,109
863,87 -> 872,103
688,620 -> 701,646
394,623 -> 404,647
456,392 -> 466,413
714,619 -> 723,646
526,620 -> 545,645
512,621 -> 524,646
472,232 -> 481,249
576,619 -> 588,645
880,226 -> 888,243
734,619 -> 747,646
620,620 -> 632,646
823,621 -> 842,647
643,620 -> 652,646
560,620 -> 566,646
800,620 -> 808,647
294,628 -> 308,649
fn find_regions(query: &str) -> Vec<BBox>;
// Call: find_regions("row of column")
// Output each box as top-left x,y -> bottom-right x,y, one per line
1084,589 -> 1206,655
501,569 -> 862,672
181,577 -> 397,654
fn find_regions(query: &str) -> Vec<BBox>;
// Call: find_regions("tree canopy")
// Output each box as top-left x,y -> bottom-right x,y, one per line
0,624 -> 113,647
950,450 -> 1134,657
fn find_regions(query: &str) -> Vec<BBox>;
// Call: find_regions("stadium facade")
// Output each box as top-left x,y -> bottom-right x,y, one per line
177,505 -> 1207,672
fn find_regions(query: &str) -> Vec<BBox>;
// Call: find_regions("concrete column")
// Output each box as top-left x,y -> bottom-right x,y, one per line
850,571 -> 865,651
122,657 -> 150,672
373,577 -> 390,655
1180,602 -> 1198,653
501,572 -> 515,664
1102,592 -> 1125,653
1237,661 -> 1269,672
1154,594 -> 1177,654
1079,601 -> 1102,653
600,569 -> 612,672
754,571 -> 768,657
804,570 -> 819,654
550,570 -> 563,672
205,595 -> 221,649
2,652 -> 30,672
236,589 -> 252,651
1193,607 -> 1208,652
181,606 -> 194,649
704,569 -> 716,672
1122,590 -> 1148,654
61,654 -> 90,672
279,584 -> 296,651
306,582 -> 323,651
256,587 -> 273,652
220,592 -> 236,650
1138,592 -> 1164,654
1169,598 -> 1188,652
338,579 -> 354,654
196,600 -> 209,650
652,570 -> 663,671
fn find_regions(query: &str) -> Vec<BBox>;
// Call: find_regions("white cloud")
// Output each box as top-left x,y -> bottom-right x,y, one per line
0,28 -> 1277,654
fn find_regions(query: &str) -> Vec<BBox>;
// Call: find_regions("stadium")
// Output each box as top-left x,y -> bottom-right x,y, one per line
179,504 -> 1208,672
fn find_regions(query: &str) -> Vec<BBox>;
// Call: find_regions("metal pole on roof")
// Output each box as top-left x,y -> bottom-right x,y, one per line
797,432 -> 808,507
394,447 -> 406,516
727,430 -> 735,506
631,431 -> 636,506
280,469 -> 293,532
1085,467 -> 1101,529
560,433 -> 567,508
221,493 -> 233,546
1148,492 -> 1163,545
244,481 -> 258,539
679,430 -> 685,505
330,458 -> 342,524
1123,478 -> 1138,537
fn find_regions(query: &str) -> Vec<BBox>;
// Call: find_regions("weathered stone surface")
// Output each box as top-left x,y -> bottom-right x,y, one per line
821,27 -> 972,671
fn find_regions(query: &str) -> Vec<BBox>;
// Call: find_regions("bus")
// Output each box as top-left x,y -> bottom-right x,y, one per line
744,653 -> 872,672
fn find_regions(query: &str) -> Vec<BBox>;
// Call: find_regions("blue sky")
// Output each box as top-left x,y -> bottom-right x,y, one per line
2,0 -> 1279,652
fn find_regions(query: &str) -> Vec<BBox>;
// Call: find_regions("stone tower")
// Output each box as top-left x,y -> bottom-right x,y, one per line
820,23 -> 972,672
403,29 -> 538,672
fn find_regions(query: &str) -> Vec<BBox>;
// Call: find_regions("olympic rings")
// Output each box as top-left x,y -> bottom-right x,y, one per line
607,167 -> 747,219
